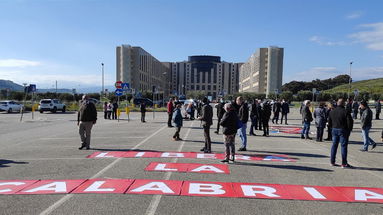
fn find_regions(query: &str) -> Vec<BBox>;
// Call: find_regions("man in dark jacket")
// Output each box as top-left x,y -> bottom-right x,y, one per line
167,98 -> 174,127
214,99 -> 225,134
328,99 -> 354,168
140,102 -> 146,123
172,104 -> 183,141
112,101 -> 118,120
314,102 -> 326,142
301,100 -> 313,140
261,101 -> 272,136
220,103 -> 239,163
233,96 -> 249,151
257,100 -> 263,130
375,100 -> 381,120
360,101 -> 377,151
249,99 -> 259,136
198,97 -> 213,153
280,100 -> 290,125
77,95 -> 97,150
272,100 -> 281,124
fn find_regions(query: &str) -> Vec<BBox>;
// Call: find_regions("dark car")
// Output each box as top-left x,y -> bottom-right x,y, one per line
133,98 -> 153,107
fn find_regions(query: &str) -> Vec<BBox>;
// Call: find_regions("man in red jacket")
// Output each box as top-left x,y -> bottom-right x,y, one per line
167,98 -> 174,127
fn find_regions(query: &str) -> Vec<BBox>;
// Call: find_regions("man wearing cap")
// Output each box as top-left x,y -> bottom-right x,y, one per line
77,95 -> 97,150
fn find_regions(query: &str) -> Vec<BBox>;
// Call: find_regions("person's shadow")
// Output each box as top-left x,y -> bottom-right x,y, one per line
0,159 -> 28,168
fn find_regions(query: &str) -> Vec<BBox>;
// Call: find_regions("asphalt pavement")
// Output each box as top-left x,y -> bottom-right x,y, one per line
0,107 -> 382,215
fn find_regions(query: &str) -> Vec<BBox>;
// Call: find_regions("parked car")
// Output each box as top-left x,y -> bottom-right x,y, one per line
38,99 -> 66,113
89,98 -> 100,104
0,100 -> 23,113
133,98 -> 153,107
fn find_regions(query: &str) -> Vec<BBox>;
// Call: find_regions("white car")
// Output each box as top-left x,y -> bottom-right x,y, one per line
0,100 -> 23,113
38,99 -> 66,113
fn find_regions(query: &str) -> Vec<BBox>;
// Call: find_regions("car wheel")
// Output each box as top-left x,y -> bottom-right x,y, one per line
40,110 -> 43,113
8,108 -> 12,113
52,107 -> 57,113
62,106 -> 66,113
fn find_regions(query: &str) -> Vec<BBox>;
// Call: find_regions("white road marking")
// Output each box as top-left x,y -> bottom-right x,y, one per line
145,121 -> 194,215
39,124 -> 168,215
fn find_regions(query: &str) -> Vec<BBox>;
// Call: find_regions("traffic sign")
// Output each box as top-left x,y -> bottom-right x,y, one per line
115,89 -> 123,96
115,81 -> 122,89
29,84 -> 36,93
121,83 -> 130,91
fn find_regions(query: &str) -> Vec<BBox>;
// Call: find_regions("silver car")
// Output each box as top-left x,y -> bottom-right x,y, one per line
0,100 -> 23,113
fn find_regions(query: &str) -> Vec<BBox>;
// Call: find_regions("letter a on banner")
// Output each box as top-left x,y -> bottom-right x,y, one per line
17,180 -> 86,194
126,179 -> 182,195
0,180 -> 39,194
188,164 -> 229,174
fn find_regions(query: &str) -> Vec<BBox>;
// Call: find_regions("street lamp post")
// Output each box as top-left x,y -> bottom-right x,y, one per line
348,61 -> 353,98
101,63 -> 104,99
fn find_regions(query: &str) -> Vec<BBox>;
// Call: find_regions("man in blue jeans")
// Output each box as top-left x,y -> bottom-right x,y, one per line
301,100 -> 313,140
233,96 -> 249,151
328,99 -> 354,168
359,101 -> 377,151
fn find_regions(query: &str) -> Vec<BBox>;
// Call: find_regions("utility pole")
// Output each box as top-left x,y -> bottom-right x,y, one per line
348,61 -> 353,98
55,80 -> 58,98
101,63 -> 104,99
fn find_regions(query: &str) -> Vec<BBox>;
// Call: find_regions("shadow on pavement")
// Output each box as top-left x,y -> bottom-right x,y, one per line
183,140 -> 223,144
0,159 -> 29,168
352,166 -> 383,172
249,150 -> 328,158
232,162 -> 333,172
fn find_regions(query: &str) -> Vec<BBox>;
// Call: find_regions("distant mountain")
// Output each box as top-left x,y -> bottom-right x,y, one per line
324,78 -> 383,94
0,80 -> 24,91
36,88 -> 73,93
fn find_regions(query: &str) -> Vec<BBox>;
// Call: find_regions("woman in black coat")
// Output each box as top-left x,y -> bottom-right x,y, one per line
220,103 -> 239,163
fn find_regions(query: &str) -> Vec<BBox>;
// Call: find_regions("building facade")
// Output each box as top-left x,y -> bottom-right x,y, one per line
239,47 -> 284,96
164,56 -> 241,99
116,45 -> 169,96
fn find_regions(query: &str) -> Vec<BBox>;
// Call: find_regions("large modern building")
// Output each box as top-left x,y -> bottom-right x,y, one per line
116,44 -> 283,99
164,56 -> 242,99
239,47 -> 284,96
116,45 -> 169,96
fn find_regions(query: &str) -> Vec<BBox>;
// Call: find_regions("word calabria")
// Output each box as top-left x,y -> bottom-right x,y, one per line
1,179 -> 382,203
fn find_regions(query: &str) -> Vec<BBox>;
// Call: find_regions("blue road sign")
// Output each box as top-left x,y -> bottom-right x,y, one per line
115,89 -> 123,96
28,84 -> 36,93
121,83 -> 130,91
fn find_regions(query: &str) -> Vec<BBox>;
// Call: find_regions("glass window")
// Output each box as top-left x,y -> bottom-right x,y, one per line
202,85 -> 205,90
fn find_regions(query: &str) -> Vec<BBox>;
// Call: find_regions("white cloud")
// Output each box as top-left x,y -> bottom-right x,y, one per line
0,59 -> 41,68
349,22 -> 383,50
351,67 -> 383,80
309,36 -> 346,46
345,12 -> 363,20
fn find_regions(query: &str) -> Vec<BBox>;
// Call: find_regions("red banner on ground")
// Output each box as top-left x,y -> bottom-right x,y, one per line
0,180 -> 39,194
72,179 -> 134,194
126,179 -> 183,195
17,179 -> 86,195
145,162 -> 230,174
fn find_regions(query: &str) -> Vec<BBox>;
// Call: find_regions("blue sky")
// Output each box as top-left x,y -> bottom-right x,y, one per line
0,0 -> 382,89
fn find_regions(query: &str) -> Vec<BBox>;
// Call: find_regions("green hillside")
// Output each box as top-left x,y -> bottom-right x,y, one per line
324,78 -> 383,94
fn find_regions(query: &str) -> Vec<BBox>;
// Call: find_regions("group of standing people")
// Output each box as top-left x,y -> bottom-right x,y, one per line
103,101 -> 118,120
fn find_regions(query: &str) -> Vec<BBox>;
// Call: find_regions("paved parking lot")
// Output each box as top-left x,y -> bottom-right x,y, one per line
1,108 -> 382,215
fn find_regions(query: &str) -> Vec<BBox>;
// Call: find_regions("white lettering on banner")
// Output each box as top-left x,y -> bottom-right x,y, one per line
95,153 -> 114,158
135,152 -> 146,157
161,153 -> 184,158
304,187 -> 326,199
84,181 -> 115,192
355,189 -> 383,201
241,185 -> 280,197
196,154 -> 216,159
154,164 -> 178,171
190,165 -> 224,173
234,155 -> 251,160
0,182 -> 25,193
189,183 -> 226,195
131,182 -> 174,194
263,156 -> 288,161
25,182 -> 67,193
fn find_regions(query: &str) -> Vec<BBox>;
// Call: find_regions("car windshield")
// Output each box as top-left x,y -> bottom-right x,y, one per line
41,100 -> 51,104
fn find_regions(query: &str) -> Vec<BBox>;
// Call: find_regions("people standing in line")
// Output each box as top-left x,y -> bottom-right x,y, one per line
314,102 -> 326,142
107,102 -> 113,120
214,99 -> 225,134
103,102 -> 108,120
167,98 -> 174,127
198,97 -> 213,153
301,100 -> 313,140
272,100 -> 281,124
172,103 -> 183,141
375,99 -> 381,120
352,100 -> 359,120
233,96 -> 249,151
324,103 -> 334,141
140,101 -> 146,123
328,98 -> 354,168
261,101 -> 271,136
280,100 -> 289,125
359,101 -> 377,151
220,103 -> 239,163
77,95 -> 97,150
112,100 -> 118,120
249,99 -> 259,136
